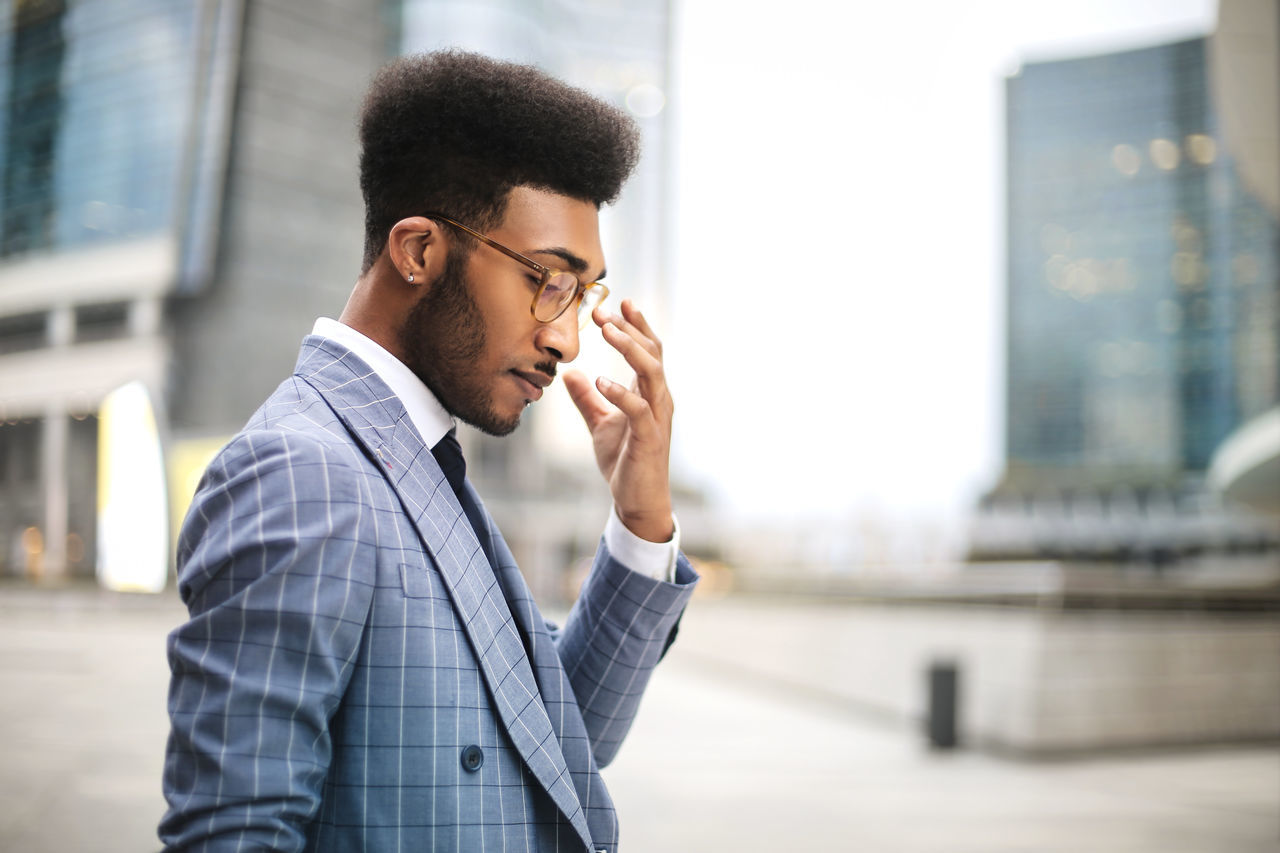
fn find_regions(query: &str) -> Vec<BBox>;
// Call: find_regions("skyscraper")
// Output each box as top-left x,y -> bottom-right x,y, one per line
974,29 -> 1280,563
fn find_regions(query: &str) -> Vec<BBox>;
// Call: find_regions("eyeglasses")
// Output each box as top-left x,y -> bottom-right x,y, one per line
427,214 -> 609,328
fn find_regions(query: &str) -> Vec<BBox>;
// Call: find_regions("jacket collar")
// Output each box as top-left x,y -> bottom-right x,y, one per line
310,317 -> 454,448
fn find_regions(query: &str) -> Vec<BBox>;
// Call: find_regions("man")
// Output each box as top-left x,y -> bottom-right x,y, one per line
159,51 -> 697,852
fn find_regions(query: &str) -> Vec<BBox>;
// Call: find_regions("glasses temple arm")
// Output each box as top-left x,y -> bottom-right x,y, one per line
426,214 -> 548,275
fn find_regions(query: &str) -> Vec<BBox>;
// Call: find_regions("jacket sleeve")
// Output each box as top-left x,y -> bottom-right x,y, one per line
554,541 -> 698,767
159,430 -> 377,852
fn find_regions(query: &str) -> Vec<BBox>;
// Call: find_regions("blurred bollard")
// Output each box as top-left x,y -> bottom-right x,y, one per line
926,659 -> 960,750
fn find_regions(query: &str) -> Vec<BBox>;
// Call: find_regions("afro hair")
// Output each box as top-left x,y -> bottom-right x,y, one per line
357,50 -> 641,271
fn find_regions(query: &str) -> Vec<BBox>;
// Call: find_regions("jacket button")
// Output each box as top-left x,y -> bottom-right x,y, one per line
460,744 -> 484,772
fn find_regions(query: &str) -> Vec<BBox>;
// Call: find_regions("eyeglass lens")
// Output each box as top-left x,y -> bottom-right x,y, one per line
577,284 -> 606,320
534,272 -> 606,326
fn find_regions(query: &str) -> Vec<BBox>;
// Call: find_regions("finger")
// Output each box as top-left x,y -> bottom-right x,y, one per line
614,302 -> 673,417
601,321 -> 660,371
563,369 -> 613,430
597,304 -> 661,359
602,321 -> 668,402
594,376 -> 661,441
620,299 -> 663,354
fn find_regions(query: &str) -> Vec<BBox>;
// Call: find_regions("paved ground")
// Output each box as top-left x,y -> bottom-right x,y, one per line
0,583 -> 1276,852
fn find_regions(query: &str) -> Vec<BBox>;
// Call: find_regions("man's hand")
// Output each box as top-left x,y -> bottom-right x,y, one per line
563,299 -> 674,543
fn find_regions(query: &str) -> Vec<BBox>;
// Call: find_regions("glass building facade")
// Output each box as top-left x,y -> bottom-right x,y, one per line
0,0 -> 244,579
1004,38 -> 1279,487
973,34 -> 1280,564
1,0 -> 237,287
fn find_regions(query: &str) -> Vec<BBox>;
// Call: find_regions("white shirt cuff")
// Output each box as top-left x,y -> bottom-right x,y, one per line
603,505 -> 680,583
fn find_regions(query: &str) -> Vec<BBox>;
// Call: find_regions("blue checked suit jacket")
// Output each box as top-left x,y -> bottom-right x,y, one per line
160,336 -> 697,852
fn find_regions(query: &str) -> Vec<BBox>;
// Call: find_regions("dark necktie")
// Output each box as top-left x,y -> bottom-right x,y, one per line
432,430 -> 538,668
431,429 -> 497,568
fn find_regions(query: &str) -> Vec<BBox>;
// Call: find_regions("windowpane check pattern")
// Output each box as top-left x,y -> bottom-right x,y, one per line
160,335 -> 697,851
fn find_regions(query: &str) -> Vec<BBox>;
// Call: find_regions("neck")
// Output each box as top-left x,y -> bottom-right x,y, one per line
340,264 -> 410,361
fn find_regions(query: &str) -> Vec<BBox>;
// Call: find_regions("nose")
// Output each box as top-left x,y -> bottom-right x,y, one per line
534,307 -> 581,364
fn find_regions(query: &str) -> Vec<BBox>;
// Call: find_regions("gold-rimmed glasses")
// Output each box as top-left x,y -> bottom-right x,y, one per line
427,214 -> 609,328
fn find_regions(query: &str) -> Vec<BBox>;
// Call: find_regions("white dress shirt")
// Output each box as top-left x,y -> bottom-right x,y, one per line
312,317 -> 678,581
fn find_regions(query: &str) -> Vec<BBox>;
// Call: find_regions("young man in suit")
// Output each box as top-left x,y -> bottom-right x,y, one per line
160,50 -> 697,852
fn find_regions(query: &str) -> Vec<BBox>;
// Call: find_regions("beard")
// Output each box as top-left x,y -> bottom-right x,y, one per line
398,248 -> 524,437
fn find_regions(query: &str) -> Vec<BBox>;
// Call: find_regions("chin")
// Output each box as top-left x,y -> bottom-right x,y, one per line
435,382 -> 524,437
461,407 -> 523,438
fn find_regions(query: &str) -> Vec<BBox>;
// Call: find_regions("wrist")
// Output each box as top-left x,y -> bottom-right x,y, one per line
616,505 -> 675,543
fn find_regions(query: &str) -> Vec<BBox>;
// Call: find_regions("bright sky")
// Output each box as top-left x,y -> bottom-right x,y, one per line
664,0 -> 1219,525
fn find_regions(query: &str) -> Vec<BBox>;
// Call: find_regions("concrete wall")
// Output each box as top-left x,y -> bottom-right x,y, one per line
678,597 -> 1280,754
1030,612 -> 1279,750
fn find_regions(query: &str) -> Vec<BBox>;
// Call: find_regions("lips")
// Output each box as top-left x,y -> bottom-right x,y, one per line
511,369 -> 551,401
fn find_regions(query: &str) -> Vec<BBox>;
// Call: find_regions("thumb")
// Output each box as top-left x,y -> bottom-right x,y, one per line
563,369 -> 611,430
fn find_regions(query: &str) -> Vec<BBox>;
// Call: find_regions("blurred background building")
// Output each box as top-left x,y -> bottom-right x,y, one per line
0,0 -> 1276,784
0,0 -> 697,597
970,1 -> 1280,568
1,0 -> 1275,585
0,0 -> 391,585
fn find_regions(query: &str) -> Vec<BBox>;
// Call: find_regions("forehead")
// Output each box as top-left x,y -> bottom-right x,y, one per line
492,186 -> 605,276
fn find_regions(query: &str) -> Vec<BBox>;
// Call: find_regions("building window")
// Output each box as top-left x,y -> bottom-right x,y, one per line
1,0 -> 67,256
0,311 -> 47,354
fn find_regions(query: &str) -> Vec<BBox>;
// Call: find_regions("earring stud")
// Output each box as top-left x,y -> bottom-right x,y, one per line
407,272 -> 415,284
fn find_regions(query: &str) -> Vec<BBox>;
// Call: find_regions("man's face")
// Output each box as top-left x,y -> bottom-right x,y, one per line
399,187 -> 605,436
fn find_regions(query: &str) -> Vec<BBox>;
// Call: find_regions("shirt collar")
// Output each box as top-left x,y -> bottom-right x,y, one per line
312,317 -> 455,448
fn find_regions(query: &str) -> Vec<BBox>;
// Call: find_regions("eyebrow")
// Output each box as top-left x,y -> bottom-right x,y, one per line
531,247 -> 606,282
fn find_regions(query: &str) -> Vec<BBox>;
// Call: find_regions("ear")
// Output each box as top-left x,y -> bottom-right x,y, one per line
387,216 -> 449,286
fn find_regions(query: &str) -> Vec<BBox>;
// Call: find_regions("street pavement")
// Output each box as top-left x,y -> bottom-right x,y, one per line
0,583 -> 1275,852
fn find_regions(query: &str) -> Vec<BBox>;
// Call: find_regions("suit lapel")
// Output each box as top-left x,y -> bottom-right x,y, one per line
293,336 -> 594,850
481,515 -> 614,824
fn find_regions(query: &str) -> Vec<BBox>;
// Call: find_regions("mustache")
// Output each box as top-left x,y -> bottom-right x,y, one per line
533,361 -> 557,382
